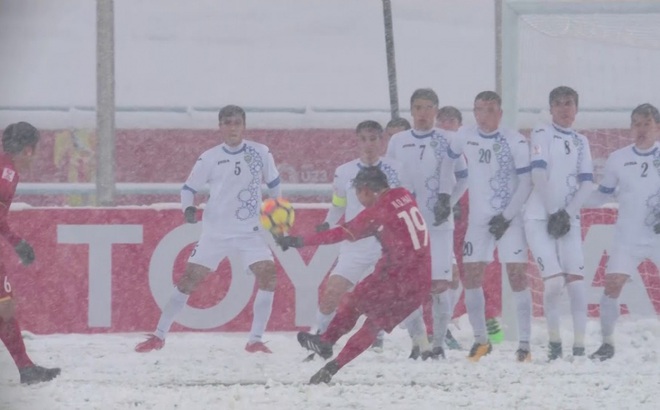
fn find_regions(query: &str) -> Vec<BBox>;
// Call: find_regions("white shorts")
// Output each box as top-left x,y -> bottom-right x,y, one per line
188,231 -> 273,272
525,219 -> 584,278
463,222 -> 528,264
430,229 -> 454,281
331,245 -> 380,285
607,242 -> 660,277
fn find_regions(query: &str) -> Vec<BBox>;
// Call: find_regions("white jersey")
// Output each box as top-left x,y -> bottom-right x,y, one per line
332,157 -> 409,254
448,125 -> 531,225
386,128 -> 468,231
598,142 -> 660,245
525,123 -> 593,220
183,140 -> 280,235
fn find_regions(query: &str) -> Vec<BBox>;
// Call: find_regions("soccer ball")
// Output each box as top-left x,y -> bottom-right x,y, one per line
260,198 -> 295,234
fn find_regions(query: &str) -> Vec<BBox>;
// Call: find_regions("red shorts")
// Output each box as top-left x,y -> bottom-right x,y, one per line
349,261 -> 430,333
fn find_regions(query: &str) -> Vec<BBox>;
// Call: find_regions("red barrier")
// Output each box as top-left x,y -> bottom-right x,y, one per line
5,206 -> 660,334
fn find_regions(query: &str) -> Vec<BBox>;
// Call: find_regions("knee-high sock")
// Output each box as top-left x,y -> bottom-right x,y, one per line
432,292 -> 451,348
464,287 -> 487,344
154,287 -> 190,340
249,289 -> 274,343
316,309 -> 336,335
0,317 -> 33,369
566,280 -> 587,348
403,307 -> 430,351
448,286 -> 461,318
335,318 -> 380,369
513,289 -> 532,345
543,276 -> 564,343
321,296 -> 361,345
599,293 -> 619,345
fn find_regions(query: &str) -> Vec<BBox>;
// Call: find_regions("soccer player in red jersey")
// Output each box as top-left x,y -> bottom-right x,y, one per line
276,166 -> 432,384
0,122 -> 60,384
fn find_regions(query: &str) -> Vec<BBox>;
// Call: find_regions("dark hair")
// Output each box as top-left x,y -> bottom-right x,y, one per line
474,91 -> 501,106
386,117 -> 411,130
356,120 -> 383,134
218,105 -> 246,123
2,122 -> 40,154
549,86 -> 579,107
352,166 -> 389,191
410,88 -> 439,107
631,103 -> 660,123
437,106 -> 462,124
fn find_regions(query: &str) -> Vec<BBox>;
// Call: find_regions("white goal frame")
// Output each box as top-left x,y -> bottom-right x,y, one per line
500,0 -> 660,129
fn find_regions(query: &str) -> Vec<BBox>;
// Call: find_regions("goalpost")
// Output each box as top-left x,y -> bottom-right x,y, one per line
497,0 -> 660,340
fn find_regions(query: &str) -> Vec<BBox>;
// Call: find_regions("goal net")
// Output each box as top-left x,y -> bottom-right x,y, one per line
500,1 -> 660,328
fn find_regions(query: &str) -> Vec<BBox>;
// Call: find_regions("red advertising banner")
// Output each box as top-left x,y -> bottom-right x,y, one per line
4,207 -> 660,334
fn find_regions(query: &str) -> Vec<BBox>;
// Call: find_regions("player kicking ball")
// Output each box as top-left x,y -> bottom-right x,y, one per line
275,166 -> 437,384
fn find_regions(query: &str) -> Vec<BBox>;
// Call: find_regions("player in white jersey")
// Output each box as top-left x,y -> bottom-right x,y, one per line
136,105 -> 282,354
445,91 -> 533,362
310,119 -> 433,359
586,104 -> 660,361
387,88 -> 468,359
524,87 -> 594,360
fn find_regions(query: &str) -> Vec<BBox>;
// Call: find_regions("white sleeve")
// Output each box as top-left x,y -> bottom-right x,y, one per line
263,148 -> 281,198
584,154 -> 618,208
181,154 -> 211,212
385,135 -> 397,160
529,126 -> 556,214
323,205 -> 345,226
450,155 -> 468,206
327,167 -> 347,222
180,187 -> 195,211
565,136 -> 595,215
440,132 -> 464,195
502,134 -> 533,219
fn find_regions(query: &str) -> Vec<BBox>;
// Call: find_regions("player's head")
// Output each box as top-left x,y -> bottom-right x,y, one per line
630,103 -> 660,148
385,117 -> 411,138
353,166 -> 389,207
410,88 -> 439,132
473,91 -> 502,134
2,122 -> 40,172
549,86 -> 579,128
218,105 -> 246,147
355,120 -> 384,164
436,106 -> 462,132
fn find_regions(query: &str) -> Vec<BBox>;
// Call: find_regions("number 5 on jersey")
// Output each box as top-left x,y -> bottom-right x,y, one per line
397,206 -> 428,250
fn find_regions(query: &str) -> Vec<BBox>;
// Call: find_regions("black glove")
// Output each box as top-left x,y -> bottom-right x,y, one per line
275,235 -> 304,251
433,193 -> 451,226
488,213 -> 511,240
315,222 -> 330,232
15,240 -> 35,266
184,206 -> 197,224
654,222 -> 660,234
547,209 -> 571,238
452,202 -> 462,222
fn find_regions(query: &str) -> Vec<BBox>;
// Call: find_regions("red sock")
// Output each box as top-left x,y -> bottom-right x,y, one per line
334,318 -> 379,369
320,294 -> 361,345
0,317 -> 33,369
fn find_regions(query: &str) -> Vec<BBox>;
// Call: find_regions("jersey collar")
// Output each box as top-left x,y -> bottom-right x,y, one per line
222,143 -> 246,155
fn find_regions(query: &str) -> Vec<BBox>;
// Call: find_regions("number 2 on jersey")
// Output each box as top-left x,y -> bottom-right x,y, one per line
397,206 -> 428,250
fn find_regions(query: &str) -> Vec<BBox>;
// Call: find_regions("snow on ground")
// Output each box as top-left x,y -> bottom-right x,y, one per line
1,315 -> 659,410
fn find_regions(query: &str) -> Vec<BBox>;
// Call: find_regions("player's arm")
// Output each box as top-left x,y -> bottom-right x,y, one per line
263,148 -> 282,199
565,136 -> 595,216
385,134 -> 397,160
502,136 -> 533,220
529,126 -> 556,214
450,155 -> 468,207
317,168 -> 347,231
180,154 -> 212,223
0,185 -> 34,265
584,154 -> 617,208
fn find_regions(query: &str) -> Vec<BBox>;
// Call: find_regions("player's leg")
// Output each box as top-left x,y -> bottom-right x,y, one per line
429,230 -> 453,359
136,235 -> 221,353
0,273 -> 60,384
558,227 -> 588,356
445,262 -> 462,350
243,232 -> 279,352
499,223 -> 532,361
590,244 -> 638,361
462,224 -> 496,361
525,220 -> 565,360
402,306 -> 436,359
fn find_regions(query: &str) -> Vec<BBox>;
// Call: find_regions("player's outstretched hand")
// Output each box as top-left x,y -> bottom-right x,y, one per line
275,235 -> 304,251
547,209 -> 571,238
184,206 -> 197,224
488,213 -> 510,240
433,193 -> 451,226
315,222 -> 330,232
654,222 -> 660,234
15,240 -> 35,266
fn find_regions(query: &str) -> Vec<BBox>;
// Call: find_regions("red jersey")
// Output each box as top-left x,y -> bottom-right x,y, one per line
0,153 -> 22,247
303,187 -> 430,275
